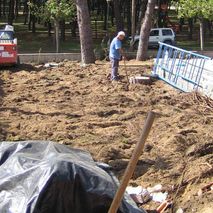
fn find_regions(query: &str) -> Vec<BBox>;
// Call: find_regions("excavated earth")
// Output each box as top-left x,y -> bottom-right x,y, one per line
0,61 -> 212,213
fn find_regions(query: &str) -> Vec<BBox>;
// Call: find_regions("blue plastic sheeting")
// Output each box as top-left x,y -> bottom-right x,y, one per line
153,42 -> 211,92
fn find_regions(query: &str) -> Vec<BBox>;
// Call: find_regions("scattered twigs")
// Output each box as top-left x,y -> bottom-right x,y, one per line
156,200 -> 172,213
167,164 -> 213,213
170,166 -> 213,193
170,165 -> 187,213
197,182 -> 213,196
190,92 -> 213,113
199,162 -> 212,169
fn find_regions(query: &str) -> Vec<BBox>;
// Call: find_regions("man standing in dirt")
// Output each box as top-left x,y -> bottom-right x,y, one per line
109,31 -> 126,81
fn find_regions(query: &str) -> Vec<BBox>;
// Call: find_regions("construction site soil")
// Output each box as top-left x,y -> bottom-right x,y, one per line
0,61 -> 212,213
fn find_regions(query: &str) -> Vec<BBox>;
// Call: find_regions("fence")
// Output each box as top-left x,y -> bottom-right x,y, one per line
153,42 -> 213,98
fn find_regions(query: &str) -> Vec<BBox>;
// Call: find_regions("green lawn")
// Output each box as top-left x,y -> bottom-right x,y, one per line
177,39 -> 213,51
1,17 -> 105,53
1,15 -> 213,53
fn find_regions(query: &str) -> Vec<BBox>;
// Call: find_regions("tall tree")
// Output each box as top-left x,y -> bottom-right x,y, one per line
136,0 -> 148,34
29,0 -> 75,53
23,0 -> 28,25
45,0 -> 75,52
8,0 -> 15,25
177,0 -> 213,51
188,18 -> 193,39
113,0 -> 124,32
130,0 -> 136,50
126,0 -> 131,35
103,1 -> 107,30
60,19 -> 66,42
15,0 -> 19,18
0,0 -> 2,17
136,0 -> 156,61
131,0 -> 136,39
75,0 -> 95,64
3,0 -> 6,17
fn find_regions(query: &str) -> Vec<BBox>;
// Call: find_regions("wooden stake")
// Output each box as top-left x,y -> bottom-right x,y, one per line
108,111 -> 155,213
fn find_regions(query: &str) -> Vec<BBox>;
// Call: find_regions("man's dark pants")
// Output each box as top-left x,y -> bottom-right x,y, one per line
110,57 -> 119,80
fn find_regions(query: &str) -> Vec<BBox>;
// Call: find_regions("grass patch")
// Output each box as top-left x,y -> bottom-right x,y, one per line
1,15 -> 213,53
177,39 -> 213,51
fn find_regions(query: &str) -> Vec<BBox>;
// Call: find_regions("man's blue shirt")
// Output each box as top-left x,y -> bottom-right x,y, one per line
109,37 -> 122,60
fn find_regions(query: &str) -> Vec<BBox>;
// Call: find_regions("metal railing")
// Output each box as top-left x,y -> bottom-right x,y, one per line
153,42 -> 211,92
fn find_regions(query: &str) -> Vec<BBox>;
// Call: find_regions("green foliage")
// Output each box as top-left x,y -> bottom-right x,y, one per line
45,0 -> 76,21
176,0 -> 213,20
29,0 -> 76,22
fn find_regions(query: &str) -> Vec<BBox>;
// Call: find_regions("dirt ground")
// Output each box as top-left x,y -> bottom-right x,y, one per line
0,61 -> 212,213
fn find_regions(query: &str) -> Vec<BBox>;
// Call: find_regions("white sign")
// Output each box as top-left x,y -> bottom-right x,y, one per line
1,51 -> 14,58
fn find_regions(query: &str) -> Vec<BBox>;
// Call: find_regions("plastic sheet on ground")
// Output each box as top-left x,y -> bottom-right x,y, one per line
127,184 -> 168,204
0,141 -> 146,213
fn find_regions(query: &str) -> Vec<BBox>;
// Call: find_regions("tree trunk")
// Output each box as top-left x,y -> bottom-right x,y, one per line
15,0 -> 19,18
136,0 -> 156,61
0,0 -> 2,17
60,20 -> 65,42
157,0 -> 161,27
207,20 -> 212,36
103,1 -> 107,30
136,0 -> 148,34
200,19 -> 204,51
55,20 -> 60,53
106,0 -> 110,33
179,18 -> 184,32
75,0 -> 95,64
23,0 -> 28,25
3,0 -> 6,17
111,5 -> 114,26
32,14 -> 36,33
130,0 -> 136,50
188,18 -> 193,40
28,13 -> 32,30
48,22 -> 52,37
203,19 -> 207,38
126,0 -> 131,35
113,0 -> 124,32
8,0 -> 15,25
71,17 -> 78,37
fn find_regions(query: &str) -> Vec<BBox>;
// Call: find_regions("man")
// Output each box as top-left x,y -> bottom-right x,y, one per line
109,31 -> 126,81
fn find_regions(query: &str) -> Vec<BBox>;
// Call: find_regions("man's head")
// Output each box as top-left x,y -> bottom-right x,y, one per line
117,31 -> 125,40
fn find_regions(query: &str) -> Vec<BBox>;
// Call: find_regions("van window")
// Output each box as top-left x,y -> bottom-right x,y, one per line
0,31 -> 13,40
150,30 -> 159,36
162,29 -> 173,36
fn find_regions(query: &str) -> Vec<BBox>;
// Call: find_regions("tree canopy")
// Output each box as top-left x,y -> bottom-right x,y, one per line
29,0 -> 76,22
176,0 -> 213,50
176,0 -> 213,20
44,0 -> 76,21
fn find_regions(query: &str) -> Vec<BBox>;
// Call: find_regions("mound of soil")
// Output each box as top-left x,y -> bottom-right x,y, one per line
0,61 -> 212,212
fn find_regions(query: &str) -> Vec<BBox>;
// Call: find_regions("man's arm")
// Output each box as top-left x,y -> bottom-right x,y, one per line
119,48 -> 126,60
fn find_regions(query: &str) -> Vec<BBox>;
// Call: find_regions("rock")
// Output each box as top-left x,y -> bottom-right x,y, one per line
129,76 -> 152,85
176,208 -> 184,213
144,144 -> 153,152
185,144 -> 197,156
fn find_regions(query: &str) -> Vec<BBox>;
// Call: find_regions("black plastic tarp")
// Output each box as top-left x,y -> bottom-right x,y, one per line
0,141 -> 146,213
